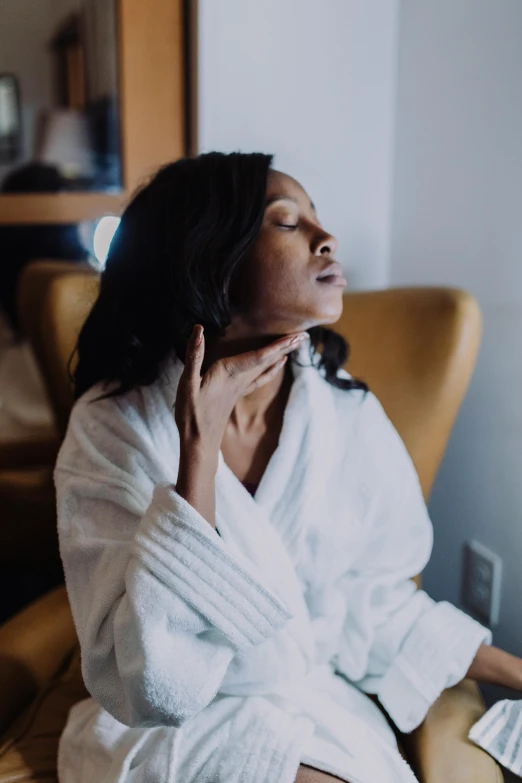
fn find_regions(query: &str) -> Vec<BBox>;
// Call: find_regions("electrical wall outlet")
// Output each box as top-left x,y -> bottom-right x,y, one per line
462,541 -> 503,627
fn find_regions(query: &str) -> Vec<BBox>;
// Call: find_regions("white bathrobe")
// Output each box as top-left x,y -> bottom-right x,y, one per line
55,343 -> 492,783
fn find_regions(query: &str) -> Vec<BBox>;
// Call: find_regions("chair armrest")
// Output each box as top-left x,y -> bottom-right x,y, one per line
0,586 -> 77,735
403,679 -> 503,783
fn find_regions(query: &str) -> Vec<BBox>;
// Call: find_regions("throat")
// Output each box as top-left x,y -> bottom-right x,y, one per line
221,366 -> 293,486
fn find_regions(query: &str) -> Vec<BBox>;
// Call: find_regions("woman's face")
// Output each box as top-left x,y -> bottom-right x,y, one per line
229,169 -> 345,337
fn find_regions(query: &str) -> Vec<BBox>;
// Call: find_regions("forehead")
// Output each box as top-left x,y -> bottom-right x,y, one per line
266,169 -> 314,210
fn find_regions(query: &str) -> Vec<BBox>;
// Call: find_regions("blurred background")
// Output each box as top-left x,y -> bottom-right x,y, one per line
0,0 -> 120,191
0,0 -> 521,716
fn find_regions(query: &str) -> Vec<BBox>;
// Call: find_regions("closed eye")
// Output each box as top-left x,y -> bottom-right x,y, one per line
278,223 -> 298,230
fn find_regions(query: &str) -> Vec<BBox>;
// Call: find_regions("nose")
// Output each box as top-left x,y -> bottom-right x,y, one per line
312,228 -> 338,257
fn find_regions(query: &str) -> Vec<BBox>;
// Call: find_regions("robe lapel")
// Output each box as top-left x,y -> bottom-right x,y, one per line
214,344 -> 339,616
215,456 -> 309,622
254,343 -> 339,561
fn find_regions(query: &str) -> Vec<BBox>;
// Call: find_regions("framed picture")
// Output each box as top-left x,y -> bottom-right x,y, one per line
0,74 -> 22,163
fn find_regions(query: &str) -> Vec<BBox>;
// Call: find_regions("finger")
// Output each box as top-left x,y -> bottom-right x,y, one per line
244,355 -> 288,394
222,331 -> 309,383
183,324 -> 205,392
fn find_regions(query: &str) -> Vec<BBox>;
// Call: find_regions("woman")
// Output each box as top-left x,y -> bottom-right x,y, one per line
55,152 -> 521,783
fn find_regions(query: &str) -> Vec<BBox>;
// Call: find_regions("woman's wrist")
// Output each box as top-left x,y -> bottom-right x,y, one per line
178,444 -> 219,486
467,644 -> 522,691
176,445 -> 218,528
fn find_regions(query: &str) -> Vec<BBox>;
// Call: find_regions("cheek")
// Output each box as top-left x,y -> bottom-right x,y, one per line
233,229 -> 327,330
248,232 -> 307,296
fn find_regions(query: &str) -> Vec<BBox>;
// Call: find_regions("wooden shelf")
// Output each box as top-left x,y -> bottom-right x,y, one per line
0,193 -> 127,224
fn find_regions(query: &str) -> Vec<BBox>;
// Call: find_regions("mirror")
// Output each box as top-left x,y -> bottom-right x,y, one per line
0,0 -> 121,193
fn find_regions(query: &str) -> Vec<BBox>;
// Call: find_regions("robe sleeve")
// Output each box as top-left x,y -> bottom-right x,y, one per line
334,391 -> 492,734
56,467 -> 292,730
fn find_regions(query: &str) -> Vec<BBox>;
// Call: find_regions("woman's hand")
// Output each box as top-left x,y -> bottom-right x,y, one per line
174,324 -> 309,526
467,644 -> 522,692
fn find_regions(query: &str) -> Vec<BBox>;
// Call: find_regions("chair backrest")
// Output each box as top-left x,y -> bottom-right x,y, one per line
20,263 -> 481,500
333,287 -> 481,499
18,261 -> 100,438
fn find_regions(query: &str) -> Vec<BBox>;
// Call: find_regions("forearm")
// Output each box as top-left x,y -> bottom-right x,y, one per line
467,644 -> 522,691
175,447 -> 217,528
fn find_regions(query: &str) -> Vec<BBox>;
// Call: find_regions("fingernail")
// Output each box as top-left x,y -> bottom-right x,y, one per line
195,325 -> 203,345
291,332 -> 309,344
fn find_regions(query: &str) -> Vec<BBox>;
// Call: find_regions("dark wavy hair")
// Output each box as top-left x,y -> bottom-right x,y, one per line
74,152 -> 367,400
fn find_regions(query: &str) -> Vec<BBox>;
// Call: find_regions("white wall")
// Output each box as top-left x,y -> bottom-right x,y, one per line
197,0 -> 399,289
390,0 -> 522,690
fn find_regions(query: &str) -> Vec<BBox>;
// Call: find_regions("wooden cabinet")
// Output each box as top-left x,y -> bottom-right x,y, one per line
0,0 -> 186,225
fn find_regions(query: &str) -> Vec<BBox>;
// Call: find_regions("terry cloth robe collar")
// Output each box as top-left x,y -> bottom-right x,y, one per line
215,342 -> 337,586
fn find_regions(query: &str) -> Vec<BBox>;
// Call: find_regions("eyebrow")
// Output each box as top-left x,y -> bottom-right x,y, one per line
265,194 -> 316,213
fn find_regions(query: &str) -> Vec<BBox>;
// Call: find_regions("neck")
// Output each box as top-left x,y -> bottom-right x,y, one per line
205,332 -> 293,435
233,363 -> 292,433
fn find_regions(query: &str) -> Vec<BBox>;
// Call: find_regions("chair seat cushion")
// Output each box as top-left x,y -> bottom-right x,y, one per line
0,648 -> 87,783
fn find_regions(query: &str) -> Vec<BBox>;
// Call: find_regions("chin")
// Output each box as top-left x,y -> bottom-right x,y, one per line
312,292 -> 344,326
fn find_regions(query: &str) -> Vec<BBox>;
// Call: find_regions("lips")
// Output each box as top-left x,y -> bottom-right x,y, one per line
316,261 -> 347,287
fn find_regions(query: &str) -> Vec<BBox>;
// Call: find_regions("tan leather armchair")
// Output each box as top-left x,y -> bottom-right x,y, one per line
0,261 -> 61,472
0,262 -> 503,782
0,262 -> 93,569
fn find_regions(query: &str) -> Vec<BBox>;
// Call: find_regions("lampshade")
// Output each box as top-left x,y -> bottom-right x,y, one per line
37,109 -> 94,179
